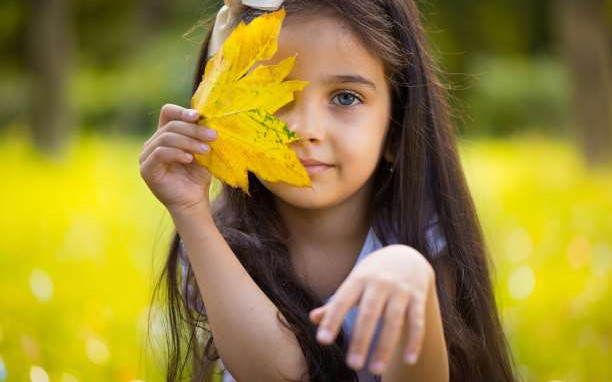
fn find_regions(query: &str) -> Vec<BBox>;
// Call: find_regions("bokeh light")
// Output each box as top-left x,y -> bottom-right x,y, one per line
29,366 -> 49,382
29,269 -> 54,303
508,265 -> 536,300
85,337 -> 110,365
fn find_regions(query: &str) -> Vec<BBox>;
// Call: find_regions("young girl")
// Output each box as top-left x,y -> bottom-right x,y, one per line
139,1 -> 518,381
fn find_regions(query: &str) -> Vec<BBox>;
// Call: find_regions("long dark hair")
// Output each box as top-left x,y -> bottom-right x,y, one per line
148,1 -> 519,381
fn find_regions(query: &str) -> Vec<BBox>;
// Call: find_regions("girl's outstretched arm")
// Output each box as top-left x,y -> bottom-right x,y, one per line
171,205 -> 308,381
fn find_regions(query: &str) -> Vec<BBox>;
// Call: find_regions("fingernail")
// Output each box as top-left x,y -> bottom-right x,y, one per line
348,353 -> 363,369
186,109 -> 198,119
198,144 -> 209,153
370,360 -> 385,374
404,352 -> 417,364
207,129 -> 217,139
317,329 -> 333,343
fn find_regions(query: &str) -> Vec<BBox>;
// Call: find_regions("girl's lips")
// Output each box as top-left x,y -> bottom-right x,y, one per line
303,164 -> 333,175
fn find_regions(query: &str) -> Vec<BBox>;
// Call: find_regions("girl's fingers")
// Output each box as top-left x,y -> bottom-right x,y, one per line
309,306 -> 325,323
403,292 -> 427,365
346,284 -> 388,370
316,276 -> 365,346
145,120 -> 217,152
146,105 -> 198,148
159,104 -> 200,128
140,146 -> 194,178
368,292 -> 409,375
140,131 -> 211,165
161,120 -> 215,141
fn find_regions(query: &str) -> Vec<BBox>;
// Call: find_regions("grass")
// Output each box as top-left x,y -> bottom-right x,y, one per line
0,130 -> 610,381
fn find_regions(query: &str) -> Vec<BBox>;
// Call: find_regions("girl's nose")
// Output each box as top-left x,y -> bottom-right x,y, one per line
276,96 -> 325,144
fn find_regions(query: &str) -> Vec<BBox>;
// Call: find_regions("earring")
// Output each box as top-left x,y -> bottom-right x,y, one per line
386,160 -> 394,173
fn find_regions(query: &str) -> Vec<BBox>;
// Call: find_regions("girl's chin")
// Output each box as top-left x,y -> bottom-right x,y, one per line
274,196 -> 335,210
259,181 -> 334,209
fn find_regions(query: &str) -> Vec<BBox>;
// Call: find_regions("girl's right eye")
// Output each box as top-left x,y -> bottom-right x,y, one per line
331,90 -> 363,107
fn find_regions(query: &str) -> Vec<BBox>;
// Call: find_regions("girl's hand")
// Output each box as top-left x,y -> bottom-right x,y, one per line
139,103 -> 217,215
308,245 -> 435,376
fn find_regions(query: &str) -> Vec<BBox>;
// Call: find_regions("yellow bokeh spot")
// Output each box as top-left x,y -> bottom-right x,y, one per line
567,235 -> 591,270
85,337 -> 110,365
29,268 -> 53,303
29,366 -> 49,382
508,265 -> 536,300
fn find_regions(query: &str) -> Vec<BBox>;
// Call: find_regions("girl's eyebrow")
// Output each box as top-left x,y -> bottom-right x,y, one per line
322,73 -> 377,90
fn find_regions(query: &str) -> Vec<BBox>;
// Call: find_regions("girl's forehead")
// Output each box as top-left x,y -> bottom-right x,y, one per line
272,13 -> 386,86
279,13 -> 361,54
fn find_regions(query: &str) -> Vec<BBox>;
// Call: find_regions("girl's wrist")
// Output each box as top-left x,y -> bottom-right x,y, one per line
168,201 -> 214,227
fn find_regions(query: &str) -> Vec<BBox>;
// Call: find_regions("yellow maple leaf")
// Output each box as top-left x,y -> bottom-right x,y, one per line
191,8 -> 311,195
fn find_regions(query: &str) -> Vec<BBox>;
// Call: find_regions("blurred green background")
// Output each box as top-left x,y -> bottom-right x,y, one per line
1,0 -> 611,381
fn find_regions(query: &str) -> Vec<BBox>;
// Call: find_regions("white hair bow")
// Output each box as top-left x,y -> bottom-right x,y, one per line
207,0 -> 284,59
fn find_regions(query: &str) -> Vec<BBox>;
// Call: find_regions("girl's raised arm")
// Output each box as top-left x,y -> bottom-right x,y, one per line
171,203 -> 307,381
140,103 -> 307,381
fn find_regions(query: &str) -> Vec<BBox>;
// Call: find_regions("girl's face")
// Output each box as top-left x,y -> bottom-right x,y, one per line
257,12 -> 392,210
